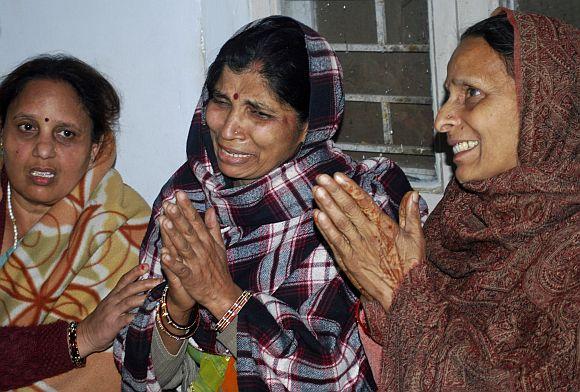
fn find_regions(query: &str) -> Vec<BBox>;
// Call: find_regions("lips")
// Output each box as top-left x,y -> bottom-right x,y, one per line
29,168 -> 56,185
217,145 -> 254,164
452,140 -> 479,154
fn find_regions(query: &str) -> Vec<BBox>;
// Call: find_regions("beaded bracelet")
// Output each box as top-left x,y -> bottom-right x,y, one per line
159,285 -> 199,331
155,287 -> 200,340
67,321 -> 86,368
155,308 -> 198,341
213,290 -> 252,333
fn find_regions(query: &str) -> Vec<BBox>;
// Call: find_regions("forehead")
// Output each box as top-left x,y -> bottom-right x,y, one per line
214,67 -> 279,101
6,79 -> 93,132
11,79 -> 82,110
447,37 -> 510,84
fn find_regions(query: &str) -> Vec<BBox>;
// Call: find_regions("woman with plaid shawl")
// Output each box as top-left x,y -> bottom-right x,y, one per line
115,16 -> 424,391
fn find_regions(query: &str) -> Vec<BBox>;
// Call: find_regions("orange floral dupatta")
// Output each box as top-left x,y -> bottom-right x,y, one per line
0,136 -> 150,389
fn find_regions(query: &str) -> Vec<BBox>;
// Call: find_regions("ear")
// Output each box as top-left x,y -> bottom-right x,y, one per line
89,136 -> 104,166
298,120 -> 309,143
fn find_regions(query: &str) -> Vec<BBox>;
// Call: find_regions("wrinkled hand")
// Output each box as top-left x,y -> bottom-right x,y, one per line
313,172 -> 425,311
76,264 -> 161,357
159,191 -> 242,321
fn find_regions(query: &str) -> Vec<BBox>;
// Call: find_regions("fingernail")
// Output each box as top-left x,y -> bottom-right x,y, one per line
140,264 -> 149,271
412,191 -> 419,203
314,187 -> 326,199
165,220 -> 173,229
334,172 -> 348,183
317,174 -> 331,185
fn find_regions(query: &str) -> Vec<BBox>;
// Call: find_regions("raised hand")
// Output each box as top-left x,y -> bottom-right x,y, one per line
76,264 -> 161,357
159,191 -> 242,320
312,172 -> 425,311
159,218 -> 197,317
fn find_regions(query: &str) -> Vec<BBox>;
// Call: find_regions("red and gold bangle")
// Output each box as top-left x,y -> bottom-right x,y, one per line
354,300 -> 371,336
213,290 -> 252,333
67,321 -> 86,368
156,285 -> 199,340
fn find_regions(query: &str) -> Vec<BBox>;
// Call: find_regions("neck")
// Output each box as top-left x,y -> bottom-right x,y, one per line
7,186 -> 50,240
232,178 -> 253,187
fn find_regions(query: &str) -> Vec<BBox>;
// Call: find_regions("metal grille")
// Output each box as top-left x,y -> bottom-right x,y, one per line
283,0 -> 436,182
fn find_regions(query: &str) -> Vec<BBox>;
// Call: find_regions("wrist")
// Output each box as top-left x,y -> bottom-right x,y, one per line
165,297 -> 195,325
212,289 -> 252,333
377,285 -> 396,311
75,320 -> 92,358
208,285 -> 243,319
157,287 -> 200,341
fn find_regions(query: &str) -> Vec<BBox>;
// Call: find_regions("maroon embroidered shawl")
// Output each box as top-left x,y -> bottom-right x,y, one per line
365,9 -> 579,391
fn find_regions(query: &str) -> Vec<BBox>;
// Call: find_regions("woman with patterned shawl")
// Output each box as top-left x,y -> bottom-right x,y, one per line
115,16 -> 424,391
0,55 -> 152,390
313,8 -> 579,391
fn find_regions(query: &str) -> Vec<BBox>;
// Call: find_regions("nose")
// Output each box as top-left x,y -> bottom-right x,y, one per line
220,109 -> 244,140
32,132 -> 56,159
434,100 -> 461,134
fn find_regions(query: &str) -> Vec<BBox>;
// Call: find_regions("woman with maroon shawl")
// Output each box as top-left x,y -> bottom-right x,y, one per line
313,9 -> 578,391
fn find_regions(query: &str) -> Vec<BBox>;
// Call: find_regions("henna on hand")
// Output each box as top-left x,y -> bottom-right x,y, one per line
313,173 -> 425,311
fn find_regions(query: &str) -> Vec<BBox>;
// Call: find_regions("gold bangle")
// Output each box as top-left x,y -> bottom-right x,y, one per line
155,288 -> 199,341
159,285 -> 199,331
155,306 -> 198,341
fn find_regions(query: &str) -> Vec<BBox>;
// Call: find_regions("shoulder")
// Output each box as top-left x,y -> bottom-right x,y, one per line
524,215 -> 580,321
91,168 -> 151,219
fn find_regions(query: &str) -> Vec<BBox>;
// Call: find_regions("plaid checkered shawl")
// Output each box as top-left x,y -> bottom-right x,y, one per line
115,16 -> 418,391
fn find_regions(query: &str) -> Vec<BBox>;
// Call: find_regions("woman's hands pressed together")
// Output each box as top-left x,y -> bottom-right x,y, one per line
159,191 -> 242,324
312,172 -> 425,311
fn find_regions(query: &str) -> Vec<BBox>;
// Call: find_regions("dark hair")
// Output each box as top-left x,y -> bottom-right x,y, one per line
0,54 -> 120,144
206,16 -> 310,124
461,14 -> 515,77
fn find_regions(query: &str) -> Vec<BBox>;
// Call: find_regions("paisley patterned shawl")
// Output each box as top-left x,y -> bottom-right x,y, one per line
115,16 -> 422,392
365,8 -> 579,392
0,133 -> 151,327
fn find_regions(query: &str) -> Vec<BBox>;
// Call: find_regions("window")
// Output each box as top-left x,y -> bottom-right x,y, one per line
282,0 -> 438,190
246,0 -> 512,201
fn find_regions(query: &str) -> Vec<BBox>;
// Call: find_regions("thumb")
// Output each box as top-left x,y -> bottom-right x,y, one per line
399,191 -> 421,234
204,207 -> 225,250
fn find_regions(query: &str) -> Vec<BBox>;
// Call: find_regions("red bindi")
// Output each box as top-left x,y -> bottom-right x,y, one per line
45,118 -> 49,122
233,93 -> 239,100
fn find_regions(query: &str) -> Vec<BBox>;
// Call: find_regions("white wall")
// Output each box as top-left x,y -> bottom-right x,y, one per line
0,1 -> 217,204
201,1 -> 252,68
